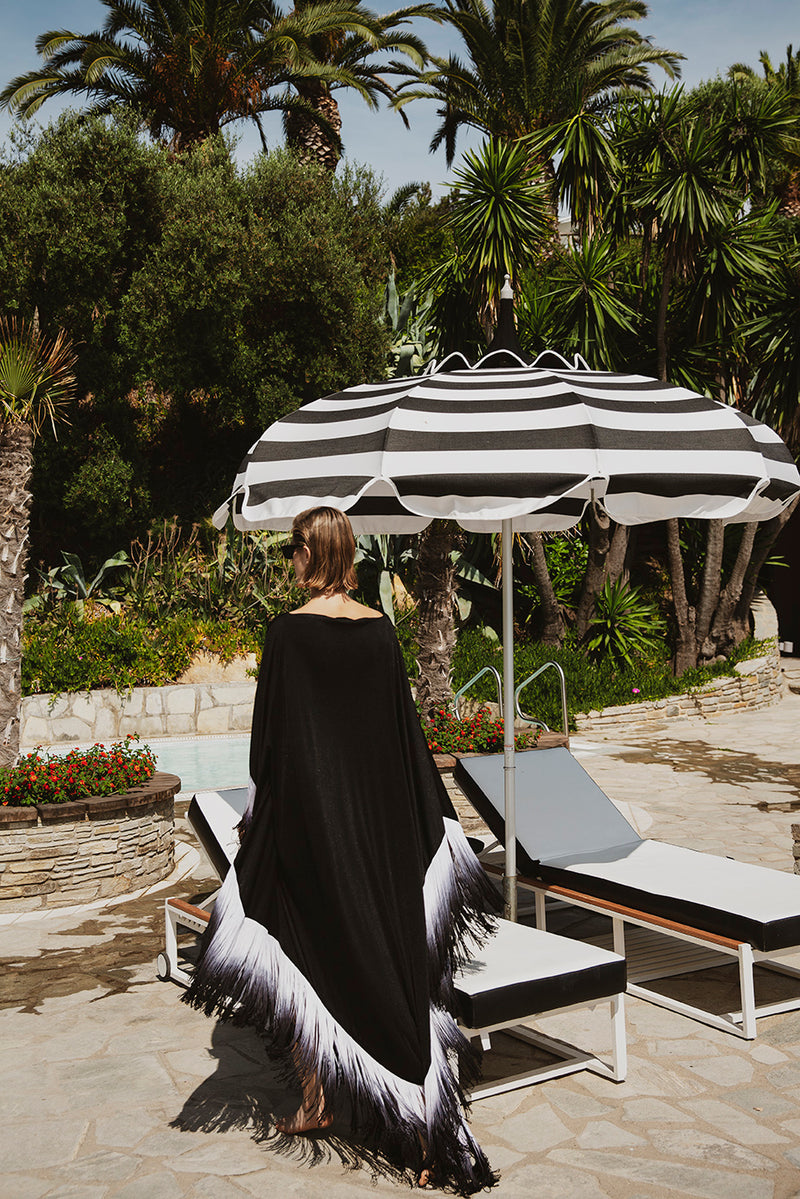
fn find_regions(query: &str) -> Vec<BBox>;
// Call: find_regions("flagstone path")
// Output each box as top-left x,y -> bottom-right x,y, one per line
2,663 -> 800,1198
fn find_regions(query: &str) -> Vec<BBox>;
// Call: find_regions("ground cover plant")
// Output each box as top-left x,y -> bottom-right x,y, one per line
1,734 -> 155,806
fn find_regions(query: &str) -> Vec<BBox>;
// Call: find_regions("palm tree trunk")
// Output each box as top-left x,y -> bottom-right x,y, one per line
606,522 -> 630,585
0,420 -> 33,768
733,498 -> 799,634
284,82 -> 342,171
777,169 -> 800,219
656,255 -> 675,381
525,532 -> 564,646
575,504 -> 610,640
415,521 -> 462,718
705,522 -> 758,657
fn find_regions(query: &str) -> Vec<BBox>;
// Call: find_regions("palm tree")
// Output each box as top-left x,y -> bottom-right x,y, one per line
729,44 -> 800,94
0,317 -> 76,768
0,0 -> 391,154
394,0 -> 681,168
727,45 -> 800,217
282,2 -> 432,170
425,138 -> 551,344
747,236 -> 800,453
525,107 -> 620,238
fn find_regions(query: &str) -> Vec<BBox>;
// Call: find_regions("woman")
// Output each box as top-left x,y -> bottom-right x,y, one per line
183,507 -> 498,1193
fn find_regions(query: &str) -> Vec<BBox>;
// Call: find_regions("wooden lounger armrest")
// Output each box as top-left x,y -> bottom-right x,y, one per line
167,897 -> 211,924
482,862 -> 743,952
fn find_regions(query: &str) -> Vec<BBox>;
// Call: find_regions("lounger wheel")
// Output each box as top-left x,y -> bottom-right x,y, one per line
156,952 -> 171,981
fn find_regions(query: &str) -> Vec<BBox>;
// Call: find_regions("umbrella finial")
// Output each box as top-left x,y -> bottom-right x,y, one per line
483,272 -> 525,368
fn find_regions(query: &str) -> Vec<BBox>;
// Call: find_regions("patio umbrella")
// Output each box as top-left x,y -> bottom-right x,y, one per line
213,322 -> 800,918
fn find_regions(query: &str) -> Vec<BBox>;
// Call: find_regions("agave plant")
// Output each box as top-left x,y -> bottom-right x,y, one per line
383,271 -> 437,376
0,315 -> 77,766
25,550 -> 130,617
355,533 -> 416,621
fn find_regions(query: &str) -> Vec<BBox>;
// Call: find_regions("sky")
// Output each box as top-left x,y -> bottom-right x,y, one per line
0,0 -> 798,199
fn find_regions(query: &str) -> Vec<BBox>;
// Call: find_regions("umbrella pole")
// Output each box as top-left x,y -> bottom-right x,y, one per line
502,518 -> 517,921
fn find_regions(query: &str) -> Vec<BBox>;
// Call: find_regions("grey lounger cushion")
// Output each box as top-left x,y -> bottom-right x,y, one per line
455,748 -> 800,953
188,788 -> 249,878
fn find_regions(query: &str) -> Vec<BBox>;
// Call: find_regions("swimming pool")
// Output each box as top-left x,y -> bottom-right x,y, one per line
149,735 -> 250,792
42,734 -> 250,794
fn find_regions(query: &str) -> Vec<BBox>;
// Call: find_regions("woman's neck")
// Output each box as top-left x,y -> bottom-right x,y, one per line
293,590 -> 381,618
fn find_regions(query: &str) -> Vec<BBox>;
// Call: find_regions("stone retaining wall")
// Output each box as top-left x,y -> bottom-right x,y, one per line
574,651 -> 783,734
21,682 -> 257,747
0,773 -> 179,913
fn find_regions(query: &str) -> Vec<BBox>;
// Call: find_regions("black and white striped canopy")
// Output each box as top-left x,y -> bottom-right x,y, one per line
215,353 -> 800,533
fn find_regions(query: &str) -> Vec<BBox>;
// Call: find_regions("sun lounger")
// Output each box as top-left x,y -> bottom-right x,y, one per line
159,788 -> 627,1096
455,747 -> 800,1039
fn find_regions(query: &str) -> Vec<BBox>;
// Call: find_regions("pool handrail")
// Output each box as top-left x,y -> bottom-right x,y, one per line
454,666 -> 504,721
514,662 -> 568,738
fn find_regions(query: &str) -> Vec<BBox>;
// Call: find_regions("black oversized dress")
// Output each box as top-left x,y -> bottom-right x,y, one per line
183,612 -> 498,1193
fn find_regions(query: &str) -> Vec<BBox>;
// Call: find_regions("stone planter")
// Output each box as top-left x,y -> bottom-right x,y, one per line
574,648 -> 783,733
434,732 -> 569,837
0,771 -> 180,913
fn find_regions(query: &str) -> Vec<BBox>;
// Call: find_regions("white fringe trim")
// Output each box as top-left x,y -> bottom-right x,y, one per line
423,816 -> 483,954
202,816 -> 482,1144
244,775 -> 256,820
207,865 -> 432,1126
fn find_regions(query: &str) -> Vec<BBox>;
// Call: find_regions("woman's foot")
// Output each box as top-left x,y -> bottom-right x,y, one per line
275,1102 -> 333,1135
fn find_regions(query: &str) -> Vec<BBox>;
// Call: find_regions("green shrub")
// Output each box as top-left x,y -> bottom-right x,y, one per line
21,607 -> 267,695
585,578 -> 666,666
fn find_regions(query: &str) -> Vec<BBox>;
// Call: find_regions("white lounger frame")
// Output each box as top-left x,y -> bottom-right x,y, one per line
504,869 -> 800,1041
458,741 -> 800,1045
460,993 -> 626,1100
158,895 -> 215,988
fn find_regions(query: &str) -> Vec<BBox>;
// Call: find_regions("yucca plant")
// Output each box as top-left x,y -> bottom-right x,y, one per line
585,576 -> 665,667
425,138 -> 551,345
0,315 -> 76,767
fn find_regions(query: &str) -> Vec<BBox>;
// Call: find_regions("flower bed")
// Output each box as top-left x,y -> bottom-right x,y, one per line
1,735 -> 155,807
420,707 -> 541,755
0,769 -> 180,913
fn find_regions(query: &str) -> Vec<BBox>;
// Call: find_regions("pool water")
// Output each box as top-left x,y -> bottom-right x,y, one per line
149,736 -> 250,792
43,734 -> 251,794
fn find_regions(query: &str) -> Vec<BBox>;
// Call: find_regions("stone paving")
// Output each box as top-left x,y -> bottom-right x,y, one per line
2,667 -> 800,1198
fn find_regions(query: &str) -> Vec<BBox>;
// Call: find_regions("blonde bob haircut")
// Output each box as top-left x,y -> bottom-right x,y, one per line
291,506 -> 358,594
